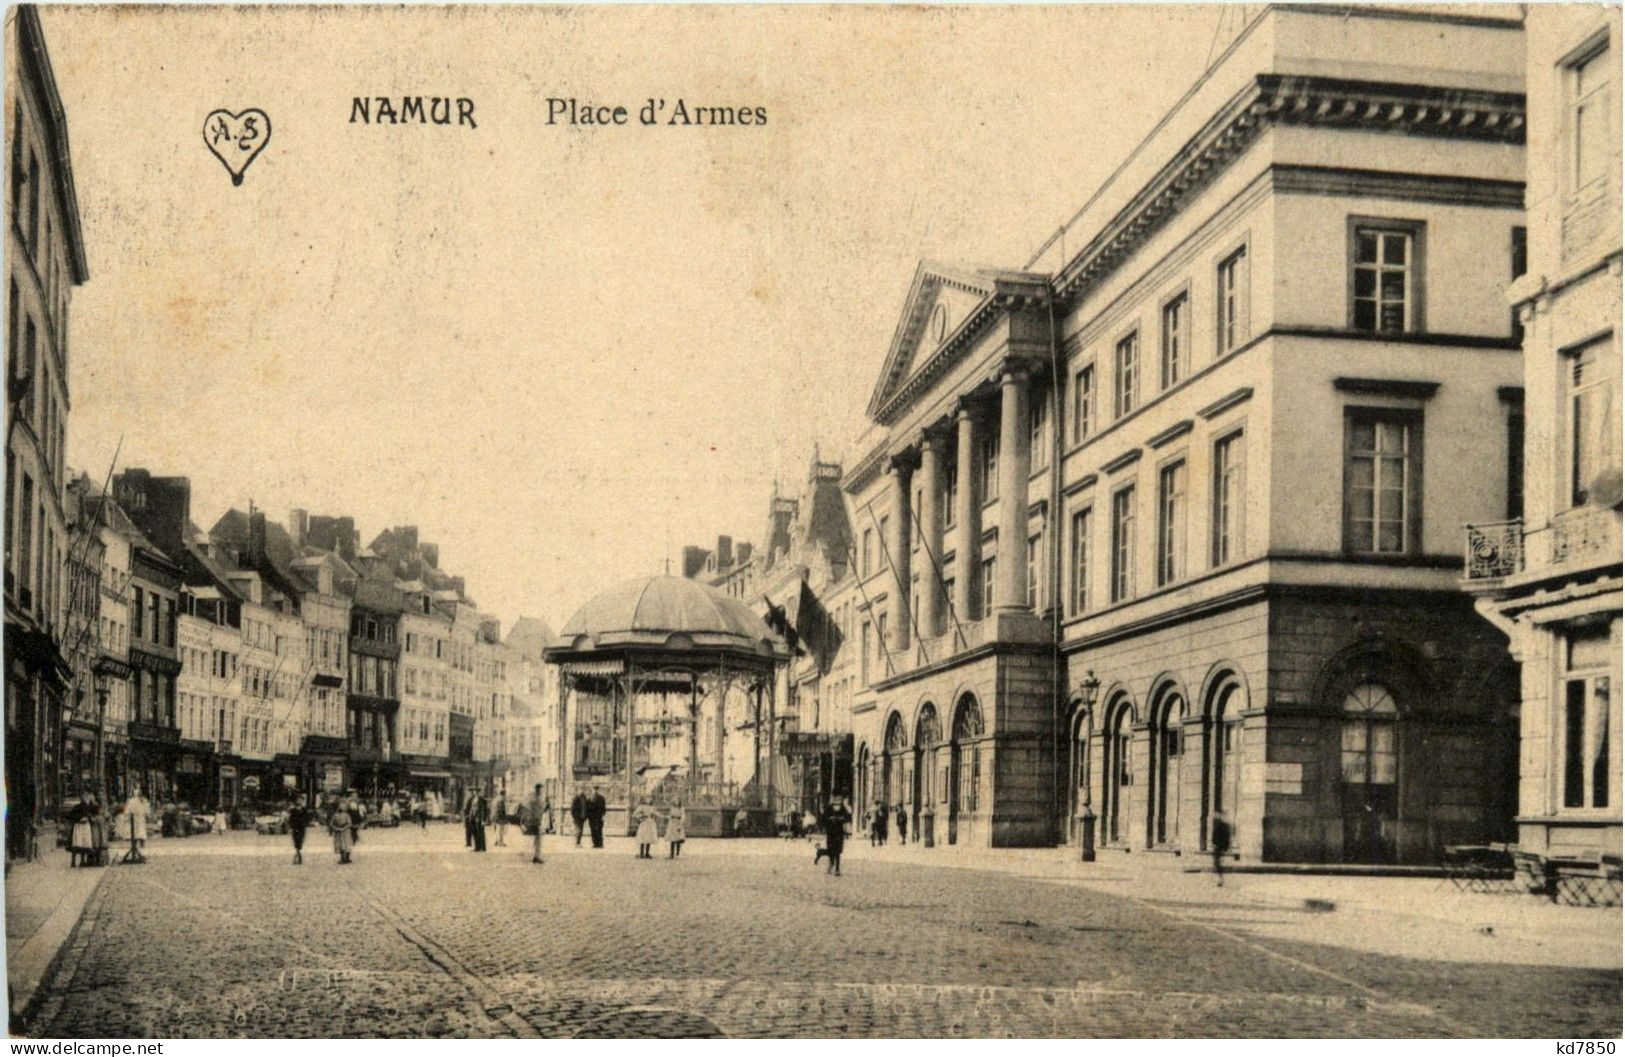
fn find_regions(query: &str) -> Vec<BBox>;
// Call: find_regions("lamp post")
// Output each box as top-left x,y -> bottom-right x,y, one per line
1076,669 -> 1101,863
93,670 -> 110,809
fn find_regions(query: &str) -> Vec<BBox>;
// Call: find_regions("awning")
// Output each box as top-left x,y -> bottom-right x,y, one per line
408,768 -> 452,780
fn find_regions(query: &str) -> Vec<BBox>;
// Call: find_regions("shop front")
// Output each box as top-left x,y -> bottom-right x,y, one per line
174,741 -> 214,808
128,719 -> 181,806
782,731 -> 853,814
299,735 -> 349,806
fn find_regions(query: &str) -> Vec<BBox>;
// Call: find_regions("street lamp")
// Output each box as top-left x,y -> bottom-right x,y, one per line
1075,669 -> 1101,863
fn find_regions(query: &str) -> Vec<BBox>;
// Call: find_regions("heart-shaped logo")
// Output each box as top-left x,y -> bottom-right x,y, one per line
203,108 -> 272,186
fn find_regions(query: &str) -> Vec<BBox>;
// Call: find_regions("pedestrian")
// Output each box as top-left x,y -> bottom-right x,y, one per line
570,790 -> 588,846
212,808 -> 227,836
470,791 -> 489,852
121,787 -> 150,863
633,801 -> 657,859
348,792 -> 362,849
820,795 -> 853,877
527,783 -> 546,864
67,791 -> 98,868
543,796 -> 555,834
586,787 -> 607,849
494,793 -> 508,847
1211,810 -> 1232,887
331,798 -> 355,865
288,799 -> 312,865
895,803 -> 907,845
666,802 -> 686,859
874,803 -> 889,846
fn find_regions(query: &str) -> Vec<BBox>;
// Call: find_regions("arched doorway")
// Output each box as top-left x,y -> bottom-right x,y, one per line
1203,677 -> 1244,851
1149,685 -> 1187,848
913,703 -> 941,843
1340,683 -> 1400,864
948,694 -> 983,845
1067,701 -> 1092,845
883,711 -> 906,823
1101,696 -> 1133,845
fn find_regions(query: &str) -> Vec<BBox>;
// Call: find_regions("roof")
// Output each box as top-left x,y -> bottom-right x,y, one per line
553,575 -> 786,660
506,616 -> 556,662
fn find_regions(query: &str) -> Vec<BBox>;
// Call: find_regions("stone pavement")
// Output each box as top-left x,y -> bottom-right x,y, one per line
6,847 -> 108,1029
14,827 -> 1624,1038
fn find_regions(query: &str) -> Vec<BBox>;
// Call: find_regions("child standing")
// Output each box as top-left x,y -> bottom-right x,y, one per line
633,801 -> 657,859
665,803 -> 686,859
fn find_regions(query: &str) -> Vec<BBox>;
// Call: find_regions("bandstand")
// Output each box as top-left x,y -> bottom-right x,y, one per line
546,576 -> 789,838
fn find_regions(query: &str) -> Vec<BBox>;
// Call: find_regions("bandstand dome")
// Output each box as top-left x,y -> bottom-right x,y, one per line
551,575 -> 785,660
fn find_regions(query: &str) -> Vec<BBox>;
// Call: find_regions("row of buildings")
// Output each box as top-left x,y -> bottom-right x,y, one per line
4,8 -> 564,858
681,4 -> 1621,866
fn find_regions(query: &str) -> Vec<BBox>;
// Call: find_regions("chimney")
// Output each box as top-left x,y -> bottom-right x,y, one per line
288,508 -> 308,547
736,542 -> 754,565
249,511 -> 268,568
421,542 -> 440,569
681,546 -> 708,579
717,535 -> 733,568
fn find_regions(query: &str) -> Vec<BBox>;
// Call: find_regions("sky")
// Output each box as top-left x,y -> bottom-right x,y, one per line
44,3 -> 1236,633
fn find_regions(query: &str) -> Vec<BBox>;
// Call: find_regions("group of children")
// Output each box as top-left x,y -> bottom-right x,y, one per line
630,801 -> 686,859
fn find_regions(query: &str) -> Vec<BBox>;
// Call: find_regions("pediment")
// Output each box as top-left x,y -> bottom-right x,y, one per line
865,260 -> 1049,423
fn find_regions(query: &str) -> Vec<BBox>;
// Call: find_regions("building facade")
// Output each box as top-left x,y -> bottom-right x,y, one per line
1467,6 -> 1623,866
840,6 -> 1531,861
4,5 -> 89,858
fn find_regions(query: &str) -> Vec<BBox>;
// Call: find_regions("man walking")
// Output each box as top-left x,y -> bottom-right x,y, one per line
570,790 -> 588,847
470,791 -> 489,853
586,787 -> 607,849
288,799 -> 311,865
527,783 -> 545,864
1211,810 -> 1232,887
494,792 -> 508,847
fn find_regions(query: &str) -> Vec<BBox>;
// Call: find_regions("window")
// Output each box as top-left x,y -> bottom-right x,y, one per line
165,599 -> 177,647
980,433 -> 1000,501
21,316 -> 35,422
1212,432 -> 1244,567
862,528 -> 873,577
1352,224 -> 1421,333
26,154 -> 39,254
1110,486 -> 1136,603
1568,338 -> 1618,508
878,516 -> 891,572
1070,507 -> 1091,615
1025,533 -> 1041,611
1217,246 -> 1248,355
1072,363 -> 1096,443
1114,331 -> 1140,418
980,555 -> 996,617
1030,387 -> 1050,470
1345,411 -> 1419,555
1341,684 -> 1398,786
1570,41 -> 1611,191
1562,626 -> 1612,810
148,593 -> 161,644
861,620 -> 872,685
876,613 -> 889,674
17,474 -> 32,594
944,461 -> 958,529
1511,226 -> 1528,344
1156,460 -> 1187,587
1161,293 -> 1188,390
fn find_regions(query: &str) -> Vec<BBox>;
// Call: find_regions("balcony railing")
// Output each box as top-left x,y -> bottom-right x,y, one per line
1464,519 -> 1524,580
1464,508 -> 1621,582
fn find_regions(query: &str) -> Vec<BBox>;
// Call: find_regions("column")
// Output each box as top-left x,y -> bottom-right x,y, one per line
996,365 -> 1032,613
888,454 -> 913,654
953,401 -> 980,622
917,430 -> 945,642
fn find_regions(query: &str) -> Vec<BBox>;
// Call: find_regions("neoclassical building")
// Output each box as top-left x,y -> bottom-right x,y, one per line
848,5 -> 1533,861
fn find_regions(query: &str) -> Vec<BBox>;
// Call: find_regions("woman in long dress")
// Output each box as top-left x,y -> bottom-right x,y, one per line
121,789 -> 150,862
67,793 -> 98,868
330,798 -> 355,864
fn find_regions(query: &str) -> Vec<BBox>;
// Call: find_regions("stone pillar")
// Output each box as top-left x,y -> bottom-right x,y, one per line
917,431 -> 946,642
996,365 -> 1033,613
953,402 -> 980,623
888,454 -> 914,654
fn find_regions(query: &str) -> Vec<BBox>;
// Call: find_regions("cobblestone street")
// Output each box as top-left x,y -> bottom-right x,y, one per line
17,827 -> 1622,1038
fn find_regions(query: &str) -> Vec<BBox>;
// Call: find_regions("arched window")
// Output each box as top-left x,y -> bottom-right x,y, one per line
1151,689 -> 1186,847
1102,698 -> 1134,844
1340,684 -> 1398,787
